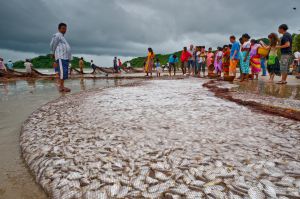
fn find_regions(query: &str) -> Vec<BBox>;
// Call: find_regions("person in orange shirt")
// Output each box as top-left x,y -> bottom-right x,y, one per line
79,57 -> 84,74
145,48 -> 155,77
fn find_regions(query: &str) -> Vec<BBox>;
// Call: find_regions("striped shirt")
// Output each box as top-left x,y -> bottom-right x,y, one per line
50,32 -> 71,60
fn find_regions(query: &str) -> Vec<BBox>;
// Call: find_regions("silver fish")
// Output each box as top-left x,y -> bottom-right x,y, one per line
248,187 -> 265,199
67,172 -> 82,180
109,183 -> 121,197
155,171 -> 169,181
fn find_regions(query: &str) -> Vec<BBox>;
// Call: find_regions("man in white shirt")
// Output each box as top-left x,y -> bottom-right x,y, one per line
187,44 -> 195,75
24,59 -> 33,74
50,23 -> 71,92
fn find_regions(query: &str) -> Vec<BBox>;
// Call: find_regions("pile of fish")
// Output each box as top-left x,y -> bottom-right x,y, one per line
20,79 -> 300,199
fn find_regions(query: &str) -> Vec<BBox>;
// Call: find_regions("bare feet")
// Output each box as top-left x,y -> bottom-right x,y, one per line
63,87 -> 71,92
58,87 -> 71,92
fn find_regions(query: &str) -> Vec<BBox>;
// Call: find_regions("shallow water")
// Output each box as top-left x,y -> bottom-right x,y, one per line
0,78 -> 136,199
235,80 -> 300,100
20,79 -> 300,198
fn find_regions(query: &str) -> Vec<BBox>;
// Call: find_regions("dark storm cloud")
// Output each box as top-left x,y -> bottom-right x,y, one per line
0,0 -> 300,57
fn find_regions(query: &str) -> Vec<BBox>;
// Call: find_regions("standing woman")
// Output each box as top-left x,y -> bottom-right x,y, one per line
215,47 -> 223,76
240,34 -> 251,82
145,48 -> 155,77
206,47 -> 214,75
222,45 -> 230,76
250,39 -> 262,80
261,33 -> 281,82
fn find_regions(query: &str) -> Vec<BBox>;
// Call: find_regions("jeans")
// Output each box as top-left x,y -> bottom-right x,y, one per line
188,60 -> 194,73
261,58 -> 267,76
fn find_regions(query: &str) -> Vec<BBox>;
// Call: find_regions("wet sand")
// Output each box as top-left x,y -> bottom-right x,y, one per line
0,78 -> 138,199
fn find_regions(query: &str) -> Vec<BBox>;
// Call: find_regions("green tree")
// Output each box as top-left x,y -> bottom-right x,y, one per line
293,34 -> 300,52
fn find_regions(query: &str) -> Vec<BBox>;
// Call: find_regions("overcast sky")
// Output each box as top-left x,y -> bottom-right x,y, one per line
0,0 -> 300,66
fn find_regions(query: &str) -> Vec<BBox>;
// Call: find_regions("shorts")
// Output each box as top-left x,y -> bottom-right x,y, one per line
280,54 -> 292,73
181,61 -> 188,68
187,60 -> 194,69
156,67 -> 162,73
53,62 -> 59,74
229,59 -> 238,73
56,59 -> 69,80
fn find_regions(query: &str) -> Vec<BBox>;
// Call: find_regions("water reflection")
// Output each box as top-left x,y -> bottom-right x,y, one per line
235,80 -> 300,100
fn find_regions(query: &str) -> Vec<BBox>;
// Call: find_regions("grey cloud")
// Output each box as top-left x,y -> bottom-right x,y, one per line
0,0 -> 300,58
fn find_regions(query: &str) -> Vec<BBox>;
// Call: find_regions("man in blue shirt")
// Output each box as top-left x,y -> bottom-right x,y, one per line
229,35 -> 240,77
7,60 -> 14,70
168,54 -> 178,76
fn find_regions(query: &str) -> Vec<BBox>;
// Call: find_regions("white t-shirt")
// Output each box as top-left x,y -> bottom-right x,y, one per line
217,51 -> 223,57
188,49 -> 195,61
242,41 -> 251,49
24,62 -> 32,73
127,62 -> 131,67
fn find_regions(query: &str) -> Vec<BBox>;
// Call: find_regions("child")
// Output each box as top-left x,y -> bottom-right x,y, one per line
155,58 -> 162,77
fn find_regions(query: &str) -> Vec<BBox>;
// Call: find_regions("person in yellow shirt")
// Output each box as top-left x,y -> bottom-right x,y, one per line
79,57 -> 84,74
145,48 -> 155,77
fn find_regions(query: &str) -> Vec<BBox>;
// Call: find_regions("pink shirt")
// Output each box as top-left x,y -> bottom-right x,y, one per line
0,61 -> 5,70
206,52 -> 214,66
250,44 -> 261,57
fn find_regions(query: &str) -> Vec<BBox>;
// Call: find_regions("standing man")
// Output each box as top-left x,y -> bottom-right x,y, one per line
168,54 -> 178,76
180,47 -> 192,75
90,60 -> 96,74
277,24 -> 293,84
113,57 -> 118,73
50,23 -> 72,92
229,35 -> 240,77
79,57 -> 84,74
7,60 -> 14,70
24,59 -> 33,74
187,45 -> 195,76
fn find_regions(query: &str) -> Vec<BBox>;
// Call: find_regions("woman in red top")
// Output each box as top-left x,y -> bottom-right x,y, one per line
118,59 -> 122,73
180,47 -> 192,75
222,45 -> 230,76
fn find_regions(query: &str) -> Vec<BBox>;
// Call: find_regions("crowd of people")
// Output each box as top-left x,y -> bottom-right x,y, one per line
144,24 -> 300,85
1,23 -> 300,93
